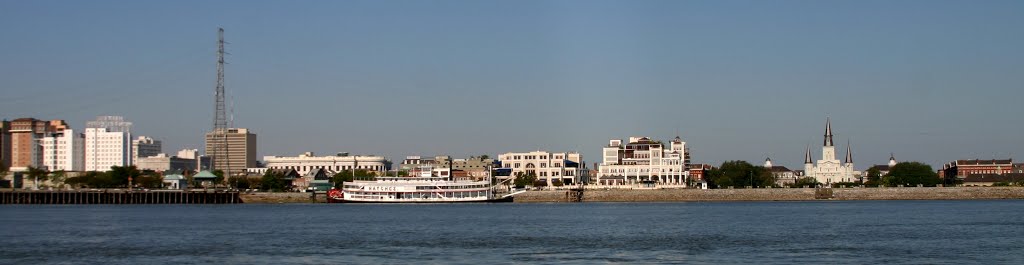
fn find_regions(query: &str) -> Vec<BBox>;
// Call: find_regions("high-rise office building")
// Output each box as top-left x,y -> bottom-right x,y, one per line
205,128 -> 256,177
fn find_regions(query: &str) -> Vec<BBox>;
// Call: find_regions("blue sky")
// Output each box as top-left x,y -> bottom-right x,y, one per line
1,0 -> 1022,169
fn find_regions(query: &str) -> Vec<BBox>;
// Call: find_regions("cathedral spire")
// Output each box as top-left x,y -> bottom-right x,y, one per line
805,146 -> 813,164
824,117 -> 834,147
845,140 -> 853,164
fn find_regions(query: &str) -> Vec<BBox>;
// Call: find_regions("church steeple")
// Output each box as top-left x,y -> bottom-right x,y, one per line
805,146 -> 813,164
824,117 -> 834,147
845,140 -> 853,164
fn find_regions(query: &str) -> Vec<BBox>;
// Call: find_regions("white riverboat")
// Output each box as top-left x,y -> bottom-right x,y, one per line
328,175 -> 522,203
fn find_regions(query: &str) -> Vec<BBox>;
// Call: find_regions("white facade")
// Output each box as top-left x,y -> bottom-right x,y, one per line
803,118 -> 859,185
764,158 -> 798,186
39,129 -> 84,172
135,153 -> 196,172
132,136 -> 162,165
84,116 -> 132,172
497,151 -> 585,185
596,136 -> 689,186
263,152 -> 388,176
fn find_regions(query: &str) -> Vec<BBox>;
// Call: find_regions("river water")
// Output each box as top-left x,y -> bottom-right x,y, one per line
1,200 -> 1022,264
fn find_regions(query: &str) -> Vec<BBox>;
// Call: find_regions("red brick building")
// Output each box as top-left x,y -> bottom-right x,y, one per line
688,164 -> 713,182
8,118 -> 65,171
941,159 -> 1014,183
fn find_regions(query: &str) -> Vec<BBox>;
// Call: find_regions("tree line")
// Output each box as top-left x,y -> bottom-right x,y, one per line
704,161 -> 941,188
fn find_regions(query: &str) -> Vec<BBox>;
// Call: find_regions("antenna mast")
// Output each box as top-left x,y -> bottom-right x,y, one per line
213,27 -> 230,180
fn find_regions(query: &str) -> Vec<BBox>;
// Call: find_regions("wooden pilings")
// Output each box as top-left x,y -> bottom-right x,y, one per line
0,190 -> 241,204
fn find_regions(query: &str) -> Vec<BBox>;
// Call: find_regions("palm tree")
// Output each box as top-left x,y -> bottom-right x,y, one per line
26,166 -> 49,190
51,170 -> 67,190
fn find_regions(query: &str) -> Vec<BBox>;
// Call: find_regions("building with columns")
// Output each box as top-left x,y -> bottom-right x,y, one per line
803,118 -> 859,185
497,151 -> 586,185
263,152 -> 388,176
596,136 -> 689,186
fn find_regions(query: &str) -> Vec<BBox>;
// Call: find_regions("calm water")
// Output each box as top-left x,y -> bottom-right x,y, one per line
1,201 -> 1023,264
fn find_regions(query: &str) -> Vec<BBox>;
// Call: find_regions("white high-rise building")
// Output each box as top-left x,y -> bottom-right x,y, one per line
84,116 -> 132,172
497,151 -> 586,185
177,149 -> 199,159
40,128 -> 84,172
803,118 -> 859,185
596,136 -> 689,186
132,136 -> 162,165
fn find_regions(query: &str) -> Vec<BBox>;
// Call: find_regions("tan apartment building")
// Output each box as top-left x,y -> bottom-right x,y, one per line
205,128 -> 257,177
8,118 -> 65,171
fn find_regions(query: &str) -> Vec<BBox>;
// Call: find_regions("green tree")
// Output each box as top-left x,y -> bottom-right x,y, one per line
513,172 -> 537,189
479,155 -> 490,160
261,170 -> 288,192
107,165 -> 142,187
705,161 -> 775,188
65,171 -> 117,188
552,179 -> 564,187
26,166 -> 49,189
134,174 -> 163,189
881,162 -> 940,187
790,177 -> 819,188
865,167 -> 882,186
212,169 -> 226,185
330,169 -> 377,188
229,176 -> 252,190
50,170 -> 68,189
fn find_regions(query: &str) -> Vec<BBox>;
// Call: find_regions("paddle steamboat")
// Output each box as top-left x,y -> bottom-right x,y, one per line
327,166 -> 521,203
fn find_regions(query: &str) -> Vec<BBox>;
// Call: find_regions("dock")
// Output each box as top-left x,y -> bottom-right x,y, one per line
0,190 -> 242,204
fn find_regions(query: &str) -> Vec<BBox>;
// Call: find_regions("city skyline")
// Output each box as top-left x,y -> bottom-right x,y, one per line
2,1 -> 1022,169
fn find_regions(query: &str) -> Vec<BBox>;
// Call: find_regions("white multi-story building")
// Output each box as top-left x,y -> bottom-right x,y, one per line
803,118 -> 859,185
497,151 -> 586,185
132,136 -> 162,165
135,153 -> 196,172
177,148 -> 211,171
39,128 -> 84,172
263,152 -> 388,176
84,116 -> 132,172
596,136 -> 689,186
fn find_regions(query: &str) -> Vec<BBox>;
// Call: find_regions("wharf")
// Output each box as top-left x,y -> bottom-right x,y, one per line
0,190 -> 241,204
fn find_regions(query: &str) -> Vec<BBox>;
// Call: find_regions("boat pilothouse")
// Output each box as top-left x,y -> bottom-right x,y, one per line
328,165 -> 521,203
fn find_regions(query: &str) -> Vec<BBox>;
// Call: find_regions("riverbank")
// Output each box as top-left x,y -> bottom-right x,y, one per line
513,187 -> 1024,203
234,187 -> 1024,204
240,192 -> 326,203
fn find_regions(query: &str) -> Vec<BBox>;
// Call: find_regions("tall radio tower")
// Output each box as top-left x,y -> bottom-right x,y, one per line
212,27 -> 230,179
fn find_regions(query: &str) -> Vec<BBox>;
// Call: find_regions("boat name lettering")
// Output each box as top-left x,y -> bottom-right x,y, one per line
366,186 -> 397,191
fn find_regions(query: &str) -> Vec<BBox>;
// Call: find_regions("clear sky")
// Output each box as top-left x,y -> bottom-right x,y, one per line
1,0 -> 1022,169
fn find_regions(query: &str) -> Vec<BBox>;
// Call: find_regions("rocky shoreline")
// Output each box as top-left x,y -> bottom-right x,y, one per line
514,187 -> 1024,203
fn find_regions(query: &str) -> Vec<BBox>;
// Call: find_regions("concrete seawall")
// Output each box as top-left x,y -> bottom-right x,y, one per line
514,187 -> 1024,203
240,192 -> 326,203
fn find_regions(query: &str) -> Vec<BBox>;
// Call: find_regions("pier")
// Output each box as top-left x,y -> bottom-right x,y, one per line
0,190 -> 242,204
